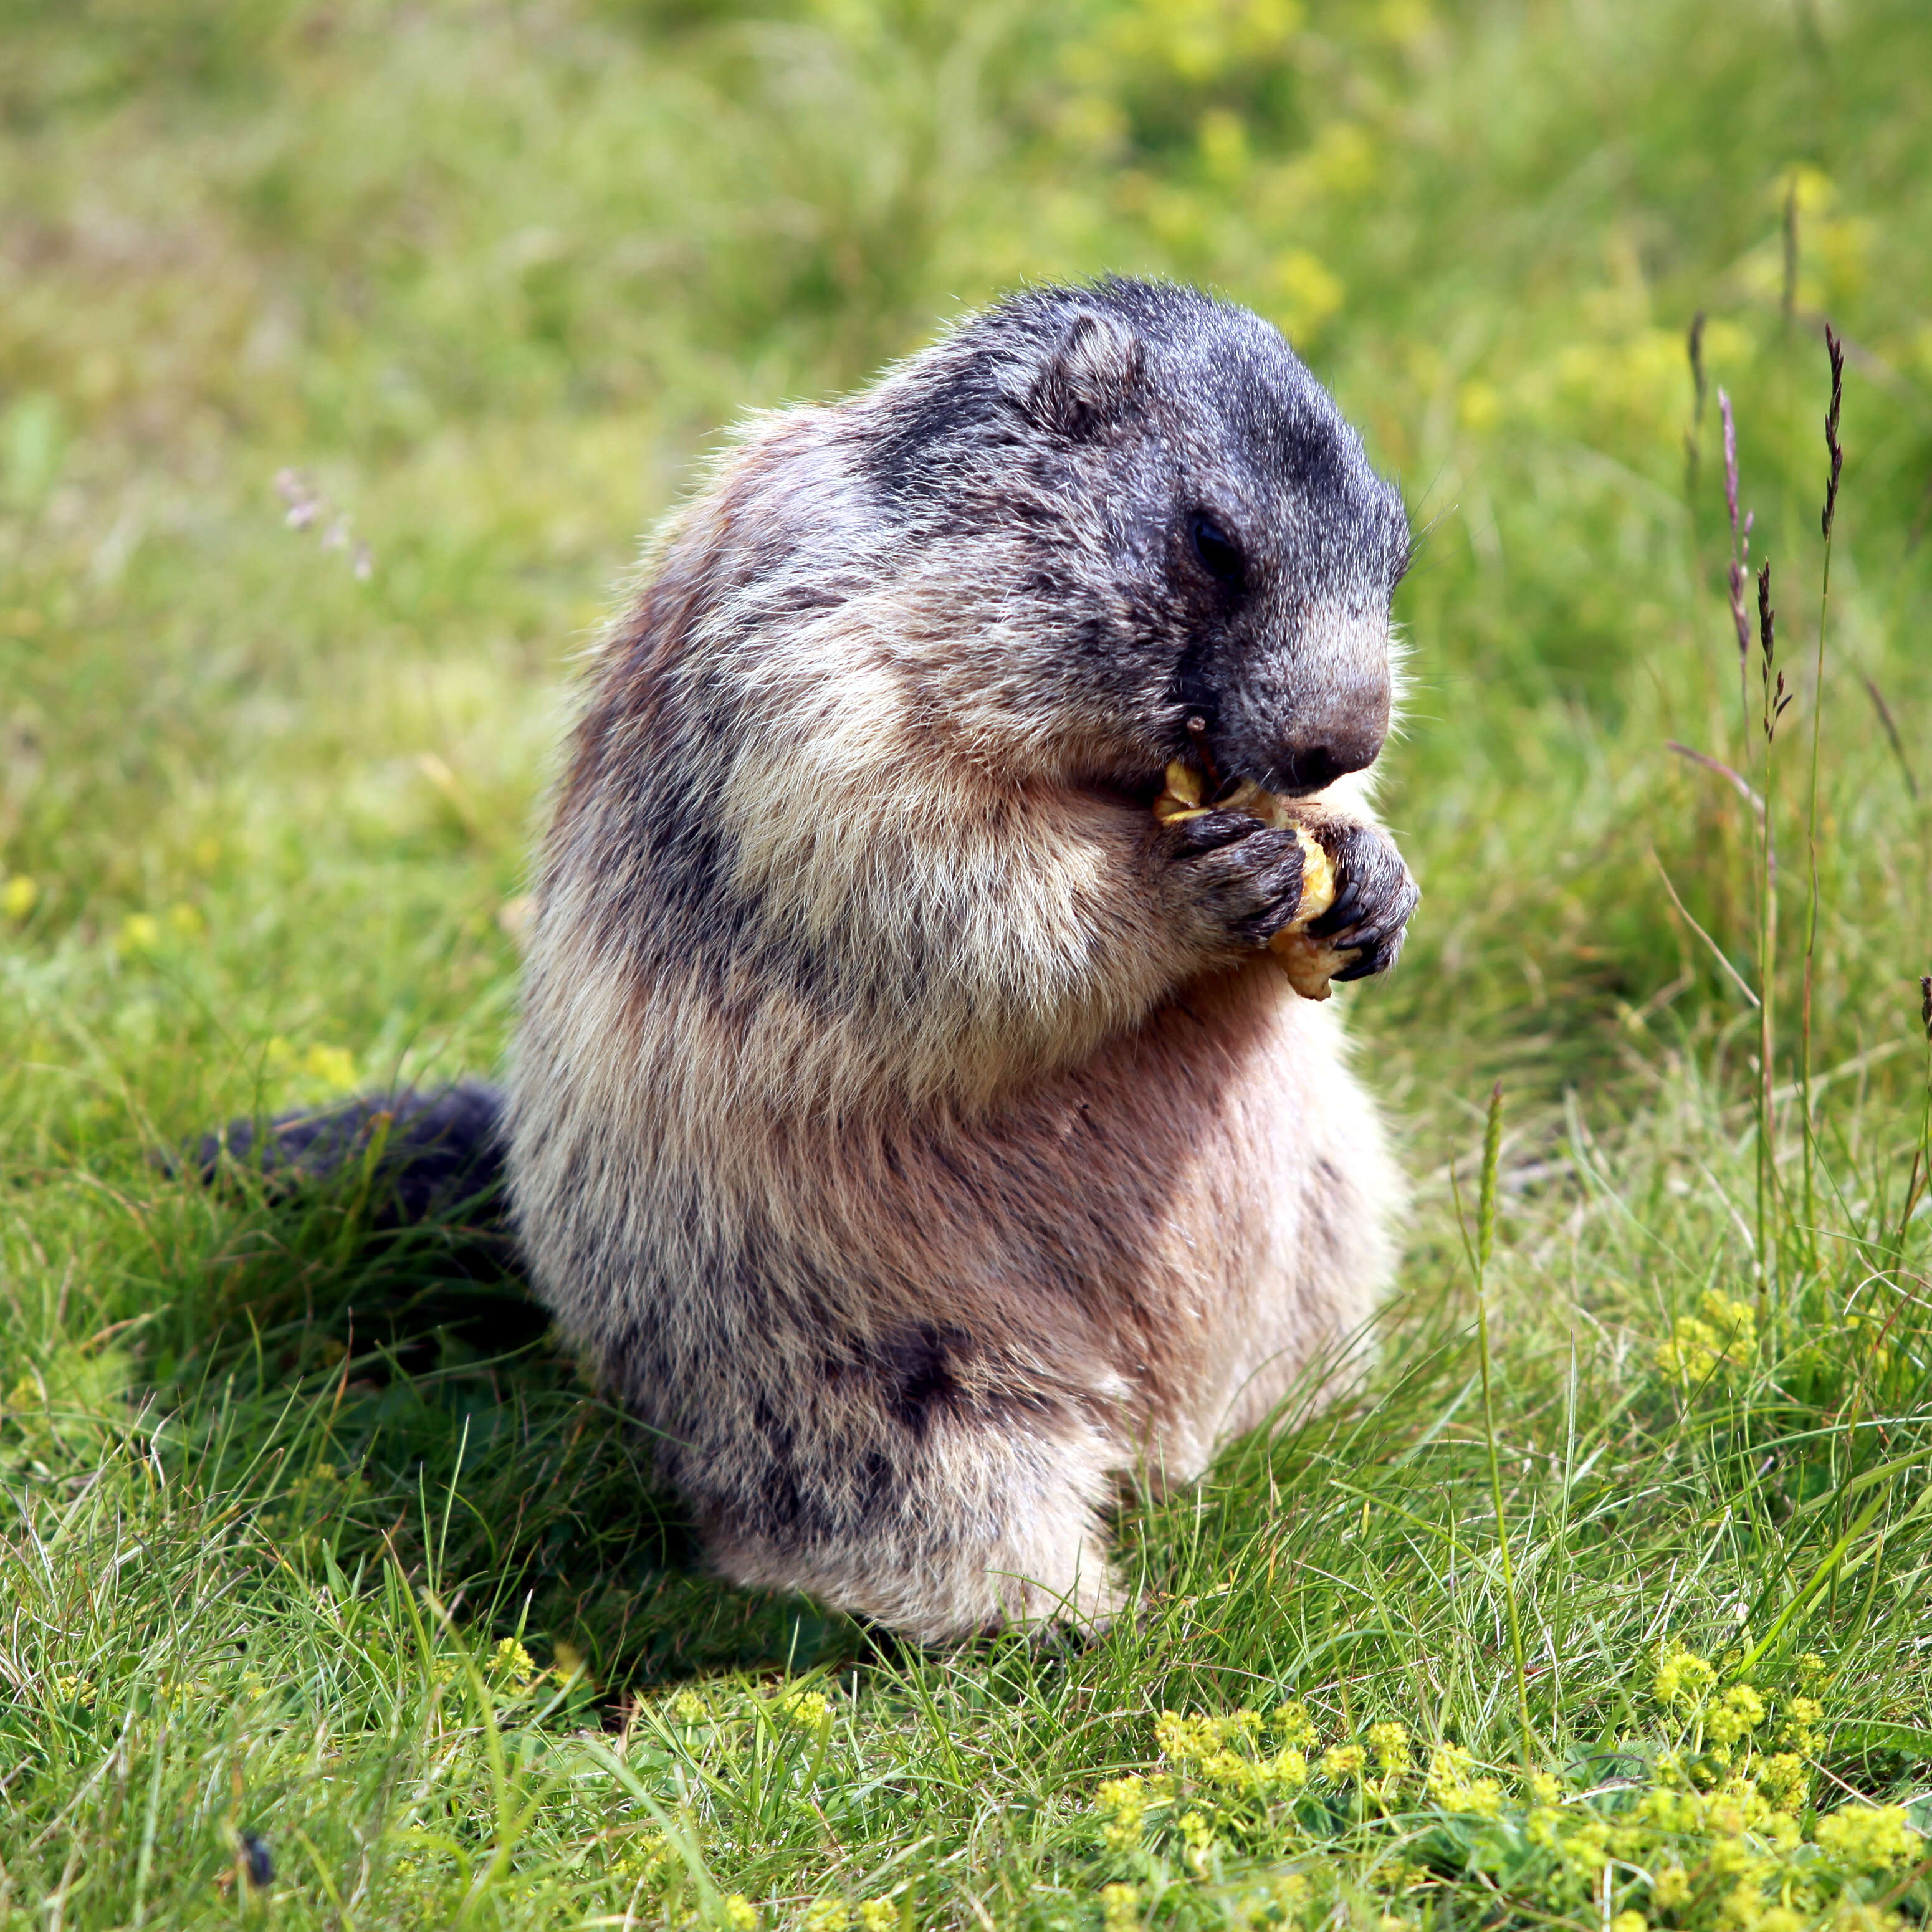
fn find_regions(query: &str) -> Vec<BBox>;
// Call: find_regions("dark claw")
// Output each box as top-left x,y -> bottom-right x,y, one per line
1332,925 -> 1407,980
1310,878 -> 1360,936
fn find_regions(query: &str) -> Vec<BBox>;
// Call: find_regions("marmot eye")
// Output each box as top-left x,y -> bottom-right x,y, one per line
1190,513 -> 1245,591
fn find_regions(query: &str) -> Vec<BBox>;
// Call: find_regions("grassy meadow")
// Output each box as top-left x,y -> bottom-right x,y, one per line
4,0 -> 1932,1925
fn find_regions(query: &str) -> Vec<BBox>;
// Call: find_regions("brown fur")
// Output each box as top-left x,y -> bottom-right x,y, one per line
506,280 -> 1415,1641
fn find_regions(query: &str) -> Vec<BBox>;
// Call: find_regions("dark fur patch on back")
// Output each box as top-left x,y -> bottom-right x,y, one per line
874,1324 -> 965,1437
864,357 -> 1006,501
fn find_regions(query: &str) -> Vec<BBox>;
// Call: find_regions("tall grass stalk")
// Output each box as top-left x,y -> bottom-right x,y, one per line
1800,325 -> 1846,1268
1467,1082 -> 1533,1768
1756,559 -> 1786,1310
1904,977 -> 1932,1261
1720,393 -> 1780,1298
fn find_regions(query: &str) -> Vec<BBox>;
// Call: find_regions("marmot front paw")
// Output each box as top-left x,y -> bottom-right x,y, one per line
1302,819 -> 1419,983
1157,808 -> 1322,953
1153,762 -> 1415,996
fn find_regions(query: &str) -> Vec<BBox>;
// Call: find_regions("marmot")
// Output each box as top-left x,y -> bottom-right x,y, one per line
501,277 -> 1418,1642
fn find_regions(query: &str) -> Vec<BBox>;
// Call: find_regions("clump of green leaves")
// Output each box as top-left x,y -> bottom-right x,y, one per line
1087,1650 -> 1920,1932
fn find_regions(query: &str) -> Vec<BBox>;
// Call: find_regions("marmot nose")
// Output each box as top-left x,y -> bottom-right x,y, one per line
1274,723 -> 1383,795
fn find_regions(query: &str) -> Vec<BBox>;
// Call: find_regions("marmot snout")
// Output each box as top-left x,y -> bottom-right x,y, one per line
507,277 -> 1418,1642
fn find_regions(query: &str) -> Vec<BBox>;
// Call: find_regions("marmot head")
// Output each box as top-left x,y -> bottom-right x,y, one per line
858,277 -> 1409,799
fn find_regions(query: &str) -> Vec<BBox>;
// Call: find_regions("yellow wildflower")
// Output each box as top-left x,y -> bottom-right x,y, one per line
1099,1883 -> 1139,1932
1832,1906 -> 1907,1932
1458,379 -> 1503,434
1815,1805 -> 1918,1871
856,1901 -> 898,1932
1706,1684 -> 1766,1746
1270,1746 -> 1309,1787
1271,1701 -> 1318,1750
1321,1743 -> 1365,1779
301,1043 -> 358,1092
803,1905 -> 849,1932
1652,1868 -> 1692,1910
1177,1808 -> 1216,1871
489,1638 -> 538,1688
1658,1293 -> 1757,1382
2,875 -> 37,920
1273,248 -> 1345,343
1756,1754 -> 1807,1806
1096,1776 -> 1150,1852
1718,1880 -> 1764,1930
1701,1291 -> 1757,1340
1708,1835 -> 1760,1878
1560,1816 -> 1612,1873
1155,1710 -> 1233,1769
775,1687 -> 833,1732
669,1687 -> 709,1724
1367,1721 -> 1410,1773
1654,1643 -> 1716,1705
1193,1747 -> 1248,1787
1612,1913 -> 1647,1932
1424,1743 -> 1476,1804
613,1835 -> 669,1888
1777,1693 -> 1824,1754
722,1896 -> 758,1931
1460,1777 -> 1503,1819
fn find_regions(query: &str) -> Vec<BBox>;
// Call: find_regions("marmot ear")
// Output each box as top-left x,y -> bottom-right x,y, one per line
1025,310 -> 1144,438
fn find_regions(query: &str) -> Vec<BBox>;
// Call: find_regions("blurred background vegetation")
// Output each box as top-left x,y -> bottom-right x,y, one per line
1,0 -> 1928,1139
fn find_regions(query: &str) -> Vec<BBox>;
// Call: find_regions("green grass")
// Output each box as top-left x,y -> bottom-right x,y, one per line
4,0 -> 1932,1925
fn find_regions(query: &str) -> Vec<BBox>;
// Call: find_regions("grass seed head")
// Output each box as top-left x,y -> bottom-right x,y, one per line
1721,390 -> 1756,665
1823,323 -> 1846,540
1685,310 -> 1708,490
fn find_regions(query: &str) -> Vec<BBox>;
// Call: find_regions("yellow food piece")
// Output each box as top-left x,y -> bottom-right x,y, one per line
1154,760 -> 1350,1000
1152,762 -> 1208,818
